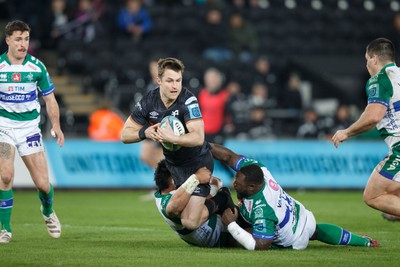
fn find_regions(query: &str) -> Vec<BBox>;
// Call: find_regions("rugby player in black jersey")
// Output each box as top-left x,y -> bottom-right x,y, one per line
121,58 -> 232,229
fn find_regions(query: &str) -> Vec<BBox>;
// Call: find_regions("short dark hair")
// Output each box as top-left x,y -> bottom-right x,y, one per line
5,20 -> 30,37
367,38 -> 396,63
157,57 -> 185,78
239,164 -> 264,185
154,159 -> 172,191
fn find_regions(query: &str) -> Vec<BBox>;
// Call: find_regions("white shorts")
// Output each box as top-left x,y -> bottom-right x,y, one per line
0,126 -> 44,156
292,209 -> 317,250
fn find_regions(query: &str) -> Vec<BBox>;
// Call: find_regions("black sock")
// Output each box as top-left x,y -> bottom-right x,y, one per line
204,199 -> 216,219
211,191 -> 228,215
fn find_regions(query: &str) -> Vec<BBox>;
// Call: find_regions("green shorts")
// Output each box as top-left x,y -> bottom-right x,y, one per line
376,144 -> 400,182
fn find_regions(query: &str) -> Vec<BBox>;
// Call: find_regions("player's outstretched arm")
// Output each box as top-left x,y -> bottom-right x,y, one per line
332,103 -> 386,148
166,167 -> 211,217
210,143 -> 242,170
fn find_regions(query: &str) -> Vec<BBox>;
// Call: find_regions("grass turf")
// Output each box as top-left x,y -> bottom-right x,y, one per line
0,190 -> 399,267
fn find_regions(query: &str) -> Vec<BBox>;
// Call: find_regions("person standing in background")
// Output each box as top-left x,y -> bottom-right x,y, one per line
198,67 -> 229,144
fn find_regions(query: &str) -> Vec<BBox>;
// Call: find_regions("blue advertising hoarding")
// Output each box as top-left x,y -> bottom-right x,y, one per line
45,139 -> 388,189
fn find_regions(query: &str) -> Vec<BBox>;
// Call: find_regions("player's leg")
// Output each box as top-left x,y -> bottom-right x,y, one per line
140,140 -> 164,169
180,195 -> 209,230
363,169 -> 400,216
0,142 -> 15,243
312,223 -> 378,247
22,151 -> 61,238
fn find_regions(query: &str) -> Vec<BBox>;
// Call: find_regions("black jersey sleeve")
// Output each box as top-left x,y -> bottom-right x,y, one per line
130,97 -> 149,126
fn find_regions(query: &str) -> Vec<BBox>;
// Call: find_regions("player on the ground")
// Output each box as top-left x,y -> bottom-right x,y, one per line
0,20 -> 64,243
332,38 -> 400,221
154,159 -> 239,247
210,143 -> 379,250
121,58 -> 215,230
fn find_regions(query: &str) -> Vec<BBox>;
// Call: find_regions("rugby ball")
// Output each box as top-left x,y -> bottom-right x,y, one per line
159,116 -> 185,151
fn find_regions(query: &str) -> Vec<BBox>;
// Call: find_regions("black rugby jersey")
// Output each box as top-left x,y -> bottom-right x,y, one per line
131,87 -> 210,165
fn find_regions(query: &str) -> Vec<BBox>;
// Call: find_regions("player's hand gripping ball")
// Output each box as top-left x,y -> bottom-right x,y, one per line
159,116 -> 185,151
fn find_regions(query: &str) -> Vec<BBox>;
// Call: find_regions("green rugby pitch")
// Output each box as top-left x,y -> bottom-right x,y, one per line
0,190 -> 398,267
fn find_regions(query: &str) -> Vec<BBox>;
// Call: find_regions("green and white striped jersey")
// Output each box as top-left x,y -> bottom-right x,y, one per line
366,63 -> 400,147
0,52 -> 54,128
236,157 -> 309,248
154,190 -> 225,247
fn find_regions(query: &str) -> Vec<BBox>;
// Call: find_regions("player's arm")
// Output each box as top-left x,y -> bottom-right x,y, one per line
121,117 -> 158,144
222,208 -> 273,250
157,118 -> 205,147
210,143 -> 242,170
165,167 -> 211,217
332,103 -> 386,148
42,93 -> 64,147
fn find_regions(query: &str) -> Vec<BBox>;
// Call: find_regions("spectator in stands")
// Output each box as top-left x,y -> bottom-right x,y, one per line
117,0 -> 153,42
296,108 -> 324,139
323,104 -> 352,139
66,0 -> 107,43
247,82 -> 276,110
236,106 -> 274,140
252,55 -> 280,100
280,72 -> 303,111
200,8 -> 233,63
40,0 -> 72,49
224,81 -> 249,138
198,67 -> 230,144
391,13 -> 400,51
145,58 -> 159,92
228,12 -> 259,63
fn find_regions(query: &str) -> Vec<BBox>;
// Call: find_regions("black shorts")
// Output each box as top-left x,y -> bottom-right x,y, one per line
166,151 -> 214,197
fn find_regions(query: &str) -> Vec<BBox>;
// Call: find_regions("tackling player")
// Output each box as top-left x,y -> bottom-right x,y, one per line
0,20 -> 64,243
332,38 -> 400,221
154,159 -> 240,247
121,58 -> 215,230
211,143 -> 379,250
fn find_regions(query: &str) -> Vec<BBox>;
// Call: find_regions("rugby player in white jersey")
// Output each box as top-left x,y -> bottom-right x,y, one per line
210,143 -> 378,250
154,159 -> 239,247
0,20 -> 64,243
332,38 -> 400,221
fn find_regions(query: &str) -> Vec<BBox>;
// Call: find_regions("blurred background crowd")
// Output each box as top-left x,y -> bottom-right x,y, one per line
0,0 -> 399,142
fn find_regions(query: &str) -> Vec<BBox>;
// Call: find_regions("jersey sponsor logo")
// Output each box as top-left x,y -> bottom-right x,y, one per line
0,91 -> 36,103
254,207 -> 264,218
254,219 -> 267,232
188,103 -> 201,119
171,110 -> 179,116
8,85 -> 25,92
12,73 -> 21,82
388,155 -> 400,171
268,179 -> 279,191
135,102 -> 142,111
368,83 -> 379,97
26,133 -> 42,148
26,73 -> 34,82
149,111 -> 159,119
185,96 -> 197,105
0,73 -> 6,81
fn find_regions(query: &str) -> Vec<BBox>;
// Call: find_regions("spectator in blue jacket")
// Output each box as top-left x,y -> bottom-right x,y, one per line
117,0 -> 152,41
